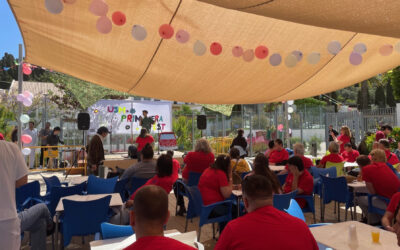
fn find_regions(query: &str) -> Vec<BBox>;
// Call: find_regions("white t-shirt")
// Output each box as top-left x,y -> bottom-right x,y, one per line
22,128 -> 38,147
0,141 -> 29,221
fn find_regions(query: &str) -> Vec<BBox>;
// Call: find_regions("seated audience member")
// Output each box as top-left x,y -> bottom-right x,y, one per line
357,149 -> 400,224
342,143 -> 360,162
372,141 -> 380,150
166,150 -> 180,181
351,155 -> 371,179
280,143 -> 313,175
379,139 -> 400,166
121,144 -> 156,185
283,156 -> 314,208
229,147 -> 250,174
376,124 -> 393,142
249,153 -> 281,194
124,186 -> 195,250
198,155 -> 233,232
382,192 -> 400,232
393,204 -> 400,246
268,139 -> 289,165
264,140 -> 275,158
395,142 -> 400,162
318,142 -> 344,168
215,175 -> 318,250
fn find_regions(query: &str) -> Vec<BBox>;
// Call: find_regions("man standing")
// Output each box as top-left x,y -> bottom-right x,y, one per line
23,121 -> 38,169
139,110 -> 154,133
328,125 -> 338,142
87,126 -> 110,175
38,122 -> 51,169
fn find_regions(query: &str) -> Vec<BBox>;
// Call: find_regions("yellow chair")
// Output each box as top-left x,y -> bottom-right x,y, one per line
325,161 -> 345,176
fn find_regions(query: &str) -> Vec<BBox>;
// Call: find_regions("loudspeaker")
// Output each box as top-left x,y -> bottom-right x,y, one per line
197,115 -> 207,130
77,113 -> 90,130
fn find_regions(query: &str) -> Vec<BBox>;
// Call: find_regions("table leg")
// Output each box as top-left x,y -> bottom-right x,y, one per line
120,206 -> 123,224
55,212 -> 59,250
353,189 -> 357,221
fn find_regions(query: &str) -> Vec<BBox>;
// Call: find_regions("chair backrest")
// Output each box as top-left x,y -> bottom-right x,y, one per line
187,172 -> 202,186
16,181 -> 41,211
320,175 -> 349,204
325,161 -> 345,176
128,177 -> 150,195
87,175 -> 118,194
286,148 -> 294,156
273,190 -> 298,211
310,166 -> 337,178
100,222 -> 134,239
47,182 -> 86,218
42,175 -> 62,194
62,195 -> 111,247
285,199 -> 305,222
241,172 -> 251,180
114,178 -> 130,202
186,185 -> 203,220
277,173 -> 288,186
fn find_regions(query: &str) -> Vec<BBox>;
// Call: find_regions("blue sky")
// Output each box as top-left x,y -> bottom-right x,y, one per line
0,1 -> 24,58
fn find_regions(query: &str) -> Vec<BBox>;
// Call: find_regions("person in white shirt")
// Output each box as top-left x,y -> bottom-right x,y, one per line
23,121 -> 38,169
0,140 -> 29,250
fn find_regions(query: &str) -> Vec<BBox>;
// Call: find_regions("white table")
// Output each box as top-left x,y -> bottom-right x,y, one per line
269,164 -> 285,172
90,230 -> 202,250
69,175 -> 88,185
310,221 -> 398,249
344,162 -> 359,168
232,190 -> 243,217
347,181 -> 368,220
54,193 -> 123,250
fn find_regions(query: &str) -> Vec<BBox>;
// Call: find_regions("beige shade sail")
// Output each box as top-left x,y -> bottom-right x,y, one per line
8,0 -> 400,104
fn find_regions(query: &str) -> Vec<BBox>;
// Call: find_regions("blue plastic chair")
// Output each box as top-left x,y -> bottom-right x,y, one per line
286,148 -> 294,156
128,177 -> 150,196
308,223 -> 332,228
87,175 -> 118,194
186,186 -> 232,241
285,199 -> 306,222
367,194 -> 390,224
187,172 -> 202,186
62,195 -> 112,247
320,175 -> 353,222
310,166 -> 337,196
175,172 -> 202,214
100,222 -> 134,239
16,181 -> 43,212
273,190 -> 297,211
241,172 -> 251,180
114,178 -> 129,202
277,173 -> 288,186
41,175 -> 68,197
296,194 -> 316,223
46,182 -> 86,218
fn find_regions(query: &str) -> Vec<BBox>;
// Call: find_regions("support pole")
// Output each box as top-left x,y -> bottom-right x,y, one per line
284,102 -> 290,148
17,44 -> 23,149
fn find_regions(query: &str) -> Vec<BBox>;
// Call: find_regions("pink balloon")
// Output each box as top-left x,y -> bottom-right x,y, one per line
277,124 -> 284,131
89,0 -> 108,16
379,44 -> 393,56
17,94 -> 25,102
23,91 -> 33,99
21,134 -> 32,144
232,46 -> 243,57
23,98 -> 33,107
96,16 -> 112,34
255,45 -> 269,59
242,49 -> 254,62
349,52 -> 362,65
23,65 -> 32,75
175,30 -> 190,43
210,42 -> 222,55
158,24 -> 174,39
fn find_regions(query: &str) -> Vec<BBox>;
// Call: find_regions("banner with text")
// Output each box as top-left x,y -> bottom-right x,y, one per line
88,100 -> 172,134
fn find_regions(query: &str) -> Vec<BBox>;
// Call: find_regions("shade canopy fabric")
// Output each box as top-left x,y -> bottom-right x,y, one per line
8,0 -> 400,104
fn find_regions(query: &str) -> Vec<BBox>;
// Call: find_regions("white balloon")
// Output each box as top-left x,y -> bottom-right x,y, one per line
288,107 -> 294,113
20,114 -> 30,124
131,25 -> 147,41
22,148 -> 31,156
193,40 -> 206,56
45,0 -> 64,14
288,115 -> 291,120
327,41 -> 341,55
23,98 -> 33,107
353,43 -> 367,54
307,52 -> 320,65
287,100 -> 294,105
284,54 -> 297,68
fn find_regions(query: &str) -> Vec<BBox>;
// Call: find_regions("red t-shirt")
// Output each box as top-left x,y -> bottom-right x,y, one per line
362,162 -> 400,198
387,192 -> 400,213
130,175 -> 176,200
215,205 -> 318,250
269,149 -> 289,164
285,155 -> 314,171
342,149 -> 360,163
385,150 -> 400,166
320,153 -> 344,167
124,235 -> 196,250
198,168 -> 229,205
376,131 -> 385,142
172,159 -> 180,182
135,135 -> 154,151
337,134 -> 350,153
283,170 -> 314,208
182,151 -> 214,180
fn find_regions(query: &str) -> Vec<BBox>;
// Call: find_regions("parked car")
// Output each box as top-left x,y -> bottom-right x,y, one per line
159,132 -> 178,151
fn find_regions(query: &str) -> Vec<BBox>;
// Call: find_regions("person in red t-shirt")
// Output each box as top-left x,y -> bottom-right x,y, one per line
167,150 -> 180,182
125,185 -> 195,250
198,155 -> 233,232
318,142 -> 344,168
382,192 -> 400,232
376,124 -> 393,142
357,149 -> 400,224
283,156 -> 314,208
268,139 -> 289,165
215,175 -> 318,250
379,139 -> 400,166
332,126 -> 351,154
281,143 -> 313,175
135,128 -> 154,161
342,143 -> 360,162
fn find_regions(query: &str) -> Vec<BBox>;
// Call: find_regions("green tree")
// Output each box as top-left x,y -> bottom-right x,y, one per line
386,79 -> 396,107
375,85 -> 386,108
392,66 -> 400,101
357,81 -> 370,110
0,104 -> 15,139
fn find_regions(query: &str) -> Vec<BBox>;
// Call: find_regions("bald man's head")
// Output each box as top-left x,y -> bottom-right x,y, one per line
133,185 -> 169,225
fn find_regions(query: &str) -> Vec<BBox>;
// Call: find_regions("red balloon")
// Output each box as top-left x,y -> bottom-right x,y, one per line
158,24 -> 174,39
255,45 -> 269,59
112,11 -> 126,26
210,42 -> 222,55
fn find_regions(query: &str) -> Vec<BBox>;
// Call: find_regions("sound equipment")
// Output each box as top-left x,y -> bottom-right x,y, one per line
77,113 -> 90,130
197,115 -> 207,130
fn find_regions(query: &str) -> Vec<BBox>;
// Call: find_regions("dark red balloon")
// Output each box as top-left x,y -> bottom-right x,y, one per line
255,45 -> 269,59
112,11 -> 126,26
210,42 -> 222,55
159,24 -> 174,39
